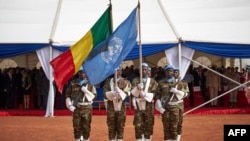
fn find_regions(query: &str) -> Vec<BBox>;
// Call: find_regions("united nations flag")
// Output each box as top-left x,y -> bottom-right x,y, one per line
83,7 -> 138,86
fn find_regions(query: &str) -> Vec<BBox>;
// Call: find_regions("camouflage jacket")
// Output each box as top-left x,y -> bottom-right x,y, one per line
65,78 -> 97,102
103,77 -> 131,111
131,77 -> 158,99
156,78 -> 189,103
103,77 -> 131,98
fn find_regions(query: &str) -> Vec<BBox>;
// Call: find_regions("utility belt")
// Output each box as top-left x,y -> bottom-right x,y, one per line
168,100 -> 183,106
77,102 -> 92,106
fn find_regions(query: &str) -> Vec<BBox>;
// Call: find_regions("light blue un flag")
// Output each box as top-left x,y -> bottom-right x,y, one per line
83,7 -> 138,86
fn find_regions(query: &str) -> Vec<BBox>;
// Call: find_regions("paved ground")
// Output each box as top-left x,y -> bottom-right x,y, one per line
0,114 -> 250,141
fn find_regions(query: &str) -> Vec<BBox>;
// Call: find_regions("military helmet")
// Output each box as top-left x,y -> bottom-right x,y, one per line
142,62 -> 149,67
174,68 -> 179,72
148,67 -> 151,71
78,66 -> 84,72
164,64 -> 174,71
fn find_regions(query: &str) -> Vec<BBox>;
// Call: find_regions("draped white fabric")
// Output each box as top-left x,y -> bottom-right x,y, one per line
36,46 -> 62,117
165,46 -> 195,79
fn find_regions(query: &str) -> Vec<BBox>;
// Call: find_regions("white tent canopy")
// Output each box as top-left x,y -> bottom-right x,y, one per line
1,0 -> 250,117
161,0 -> 250,44
1,0 -> 250,45
0,0 -> 177,45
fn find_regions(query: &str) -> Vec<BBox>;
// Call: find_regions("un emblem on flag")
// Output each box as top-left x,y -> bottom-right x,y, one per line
101,36 -> 122,63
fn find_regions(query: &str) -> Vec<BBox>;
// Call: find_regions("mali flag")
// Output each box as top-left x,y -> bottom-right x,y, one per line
50,6 -> 112,93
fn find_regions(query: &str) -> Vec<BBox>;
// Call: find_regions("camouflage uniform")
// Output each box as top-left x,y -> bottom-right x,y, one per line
65,78 -> 96,141
176,80 -> 189,138
155,65 -> 188,141
131,76 -> 158,140
103,77 -> 131,141
174,69 -> 190,138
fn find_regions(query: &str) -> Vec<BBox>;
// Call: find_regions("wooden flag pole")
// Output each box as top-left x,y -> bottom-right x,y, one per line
109,0 -> 118,87
138,0 -> 142,83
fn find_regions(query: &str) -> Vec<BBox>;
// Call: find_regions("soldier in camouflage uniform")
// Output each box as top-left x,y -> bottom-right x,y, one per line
155,65 -> 189,141
131,63 -> 158,141
65,68 -> 97,141
103,66 -> 131,141
147,66 -> 156,139
173,68 -> 189,141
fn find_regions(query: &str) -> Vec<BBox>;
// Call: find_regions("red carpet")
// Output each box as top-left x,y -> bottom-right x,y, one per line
0,107 -> 250,116
1,89 -> 249,116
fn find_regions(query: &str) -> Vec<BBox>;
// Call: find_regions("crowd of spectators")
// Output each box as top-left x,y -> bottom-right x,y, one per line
0,67 -> 49,110
0,64 -> 248,110
184,65 -> 248,107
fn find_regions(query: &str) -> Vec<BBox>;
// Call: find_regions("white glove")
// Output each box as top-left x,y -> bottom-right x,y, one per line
132,97 -> 137,110
69,105 -> 76,112
81,86 -> 88,93
170,87 -> 179,93
115,86 -> 120,92
113,90 -> 119,96
115,92 -> 121,99
137,83 -> 144,90
103,99 -> 108,111
140,91 -> 146,97
159,107 -> 165,114
170,87 -> 185,100
155,99 -> 165,114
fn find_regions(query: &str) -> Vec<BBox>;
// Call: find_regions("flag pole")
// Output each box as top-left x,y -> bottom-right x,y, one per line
109,0 -> 118,86
46,0 -> 63,118
109,0 -> 113,31
138,0 -> 142,83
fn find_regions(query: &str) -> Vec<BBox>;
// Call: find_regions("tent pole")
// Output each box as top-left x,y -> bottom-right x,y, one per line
183,56 -> 244,115
184,56 -> 241,86
158,0 -> 183,72
184,79 -> 249,115
45,0 -> 63,118
240,58 -> 242,70
178,39 -> 182,73
44,43 -> 55,118
157,0 -> 180,39
49,0 -> 63,40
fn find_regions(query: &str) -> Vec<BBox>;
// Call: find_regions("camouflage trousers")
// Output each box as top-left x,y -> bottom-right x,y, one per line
161,106 -> 180,140
107,110 -> 126,140
72,105 -> 92,140
177,103 -> 184,135
133,109 -> 154,139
